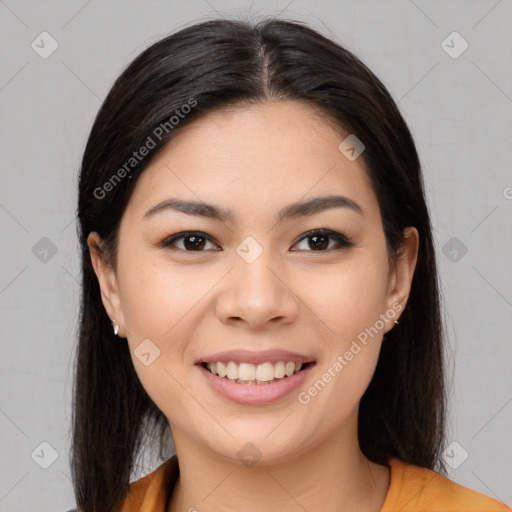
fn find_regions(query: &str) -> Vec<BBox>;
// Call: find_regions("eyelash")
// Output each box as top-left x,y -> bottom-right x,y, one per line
160,229 -> 354,253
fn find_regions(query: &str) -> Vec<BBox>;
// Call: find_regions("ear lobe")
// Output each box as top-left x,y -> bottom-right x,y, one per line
87,232 -> 126,336
385,226 -> 419,324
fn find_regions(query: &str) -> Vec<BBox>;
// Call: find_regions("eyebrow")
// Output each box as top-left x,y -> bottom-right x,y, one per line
142,194 -> 364,224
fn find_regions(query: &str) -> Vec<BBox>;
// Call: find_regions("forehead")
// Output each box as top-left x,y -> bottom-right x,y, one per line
123,100 -> 380,226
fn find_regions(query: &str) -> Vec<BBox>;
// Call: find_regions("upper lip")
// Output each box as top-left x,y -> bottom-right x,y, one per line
196,349 -> 316,365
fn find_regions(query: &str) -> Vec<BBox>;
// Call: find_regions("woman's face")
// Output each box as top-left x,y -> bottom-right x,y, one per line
89,100 -> 418,464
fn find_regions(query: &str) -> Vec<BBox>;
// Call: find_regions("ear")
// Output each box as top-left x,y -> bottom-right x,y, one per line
87,231 -> 127,338
383,226 -> 419,333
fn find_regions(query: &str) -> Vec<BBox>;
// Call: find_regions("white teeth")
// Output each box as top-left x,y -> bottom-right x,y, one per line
238,362 -> 256,381
226,361 -> 238,380
204,360 -> 307,383
255,362 -> 274,382
217,361 -> 227,378
273,361 -> 286,378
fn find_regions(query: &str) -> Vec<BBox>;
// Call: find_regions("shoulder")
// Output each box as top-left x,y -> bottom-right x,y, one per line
119,455 -> 179,512
382,457 -> 511,512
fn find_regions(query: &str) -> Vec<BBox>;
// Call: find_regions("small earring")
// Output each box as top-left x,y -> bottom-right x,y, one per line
111,319 -> 120,336
394,320 -> 399,325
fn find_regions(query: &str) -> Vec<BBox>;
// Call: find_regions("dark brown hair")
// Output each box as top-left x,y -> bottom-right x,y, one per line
72,17 -> 447,512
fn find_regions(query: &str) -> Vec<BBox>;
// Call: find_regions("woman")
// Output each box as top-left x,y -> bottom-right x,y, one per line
71,18 -> 511,512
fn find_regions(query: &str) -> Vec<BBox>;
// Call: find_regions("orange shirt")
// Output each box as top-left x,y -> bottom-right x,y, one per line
120,455 -> 511,511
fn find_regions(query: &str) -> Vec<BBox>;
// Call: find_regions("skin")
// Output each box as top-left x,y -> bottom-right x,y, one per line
88,100 -> 419,512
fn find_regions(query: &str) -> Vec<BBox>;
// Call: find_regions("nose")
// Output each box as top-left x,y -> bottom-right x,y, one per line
216,249 -> 298,329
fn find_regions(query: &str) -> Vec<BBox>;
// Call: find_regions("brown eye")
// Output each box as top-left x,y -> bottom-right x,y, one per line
160,228 -> 353,254
292,229 -> 354,252
161,231 -> 220,252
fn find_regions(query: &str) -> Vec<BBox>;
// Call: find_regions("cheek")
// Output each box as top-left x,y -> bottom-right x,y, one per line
117,257 -> 221,393
118,251 -> 208,341
298,255 -> 390,338
296,250 -> 390,404
117,259 -> 211,418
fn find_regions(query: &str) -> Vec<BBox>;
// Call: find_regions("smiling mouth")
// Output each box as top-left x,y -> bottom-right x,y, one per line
200,360 -> 315,385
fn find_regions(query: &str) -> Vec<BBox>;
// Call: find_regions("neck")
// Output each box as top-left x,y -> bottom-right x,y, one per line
167,416 -> 390,512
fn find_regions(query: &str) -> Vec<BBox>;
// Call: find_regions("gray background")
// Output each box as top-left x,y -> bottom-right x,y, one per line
1,1 -> 511,510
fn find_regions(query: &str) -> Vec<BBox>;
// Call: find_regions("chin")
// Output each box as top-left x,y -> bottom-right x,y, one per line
208,434 -> 308,468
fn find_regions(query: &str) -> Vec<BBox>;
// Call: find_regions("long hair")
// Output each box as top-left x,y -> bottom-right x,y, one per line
72,17 -> 447,512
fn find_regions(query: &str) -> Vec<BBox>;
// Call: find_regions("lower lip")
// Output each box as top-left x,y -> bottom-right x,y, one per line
197,363 -> 315,405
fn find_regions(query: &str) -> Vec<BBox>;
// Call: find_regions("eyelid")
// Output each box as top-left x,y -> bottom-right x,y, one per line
292,228 -> 354,251
160,231 -> 220,251
160,228 -> 354,252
